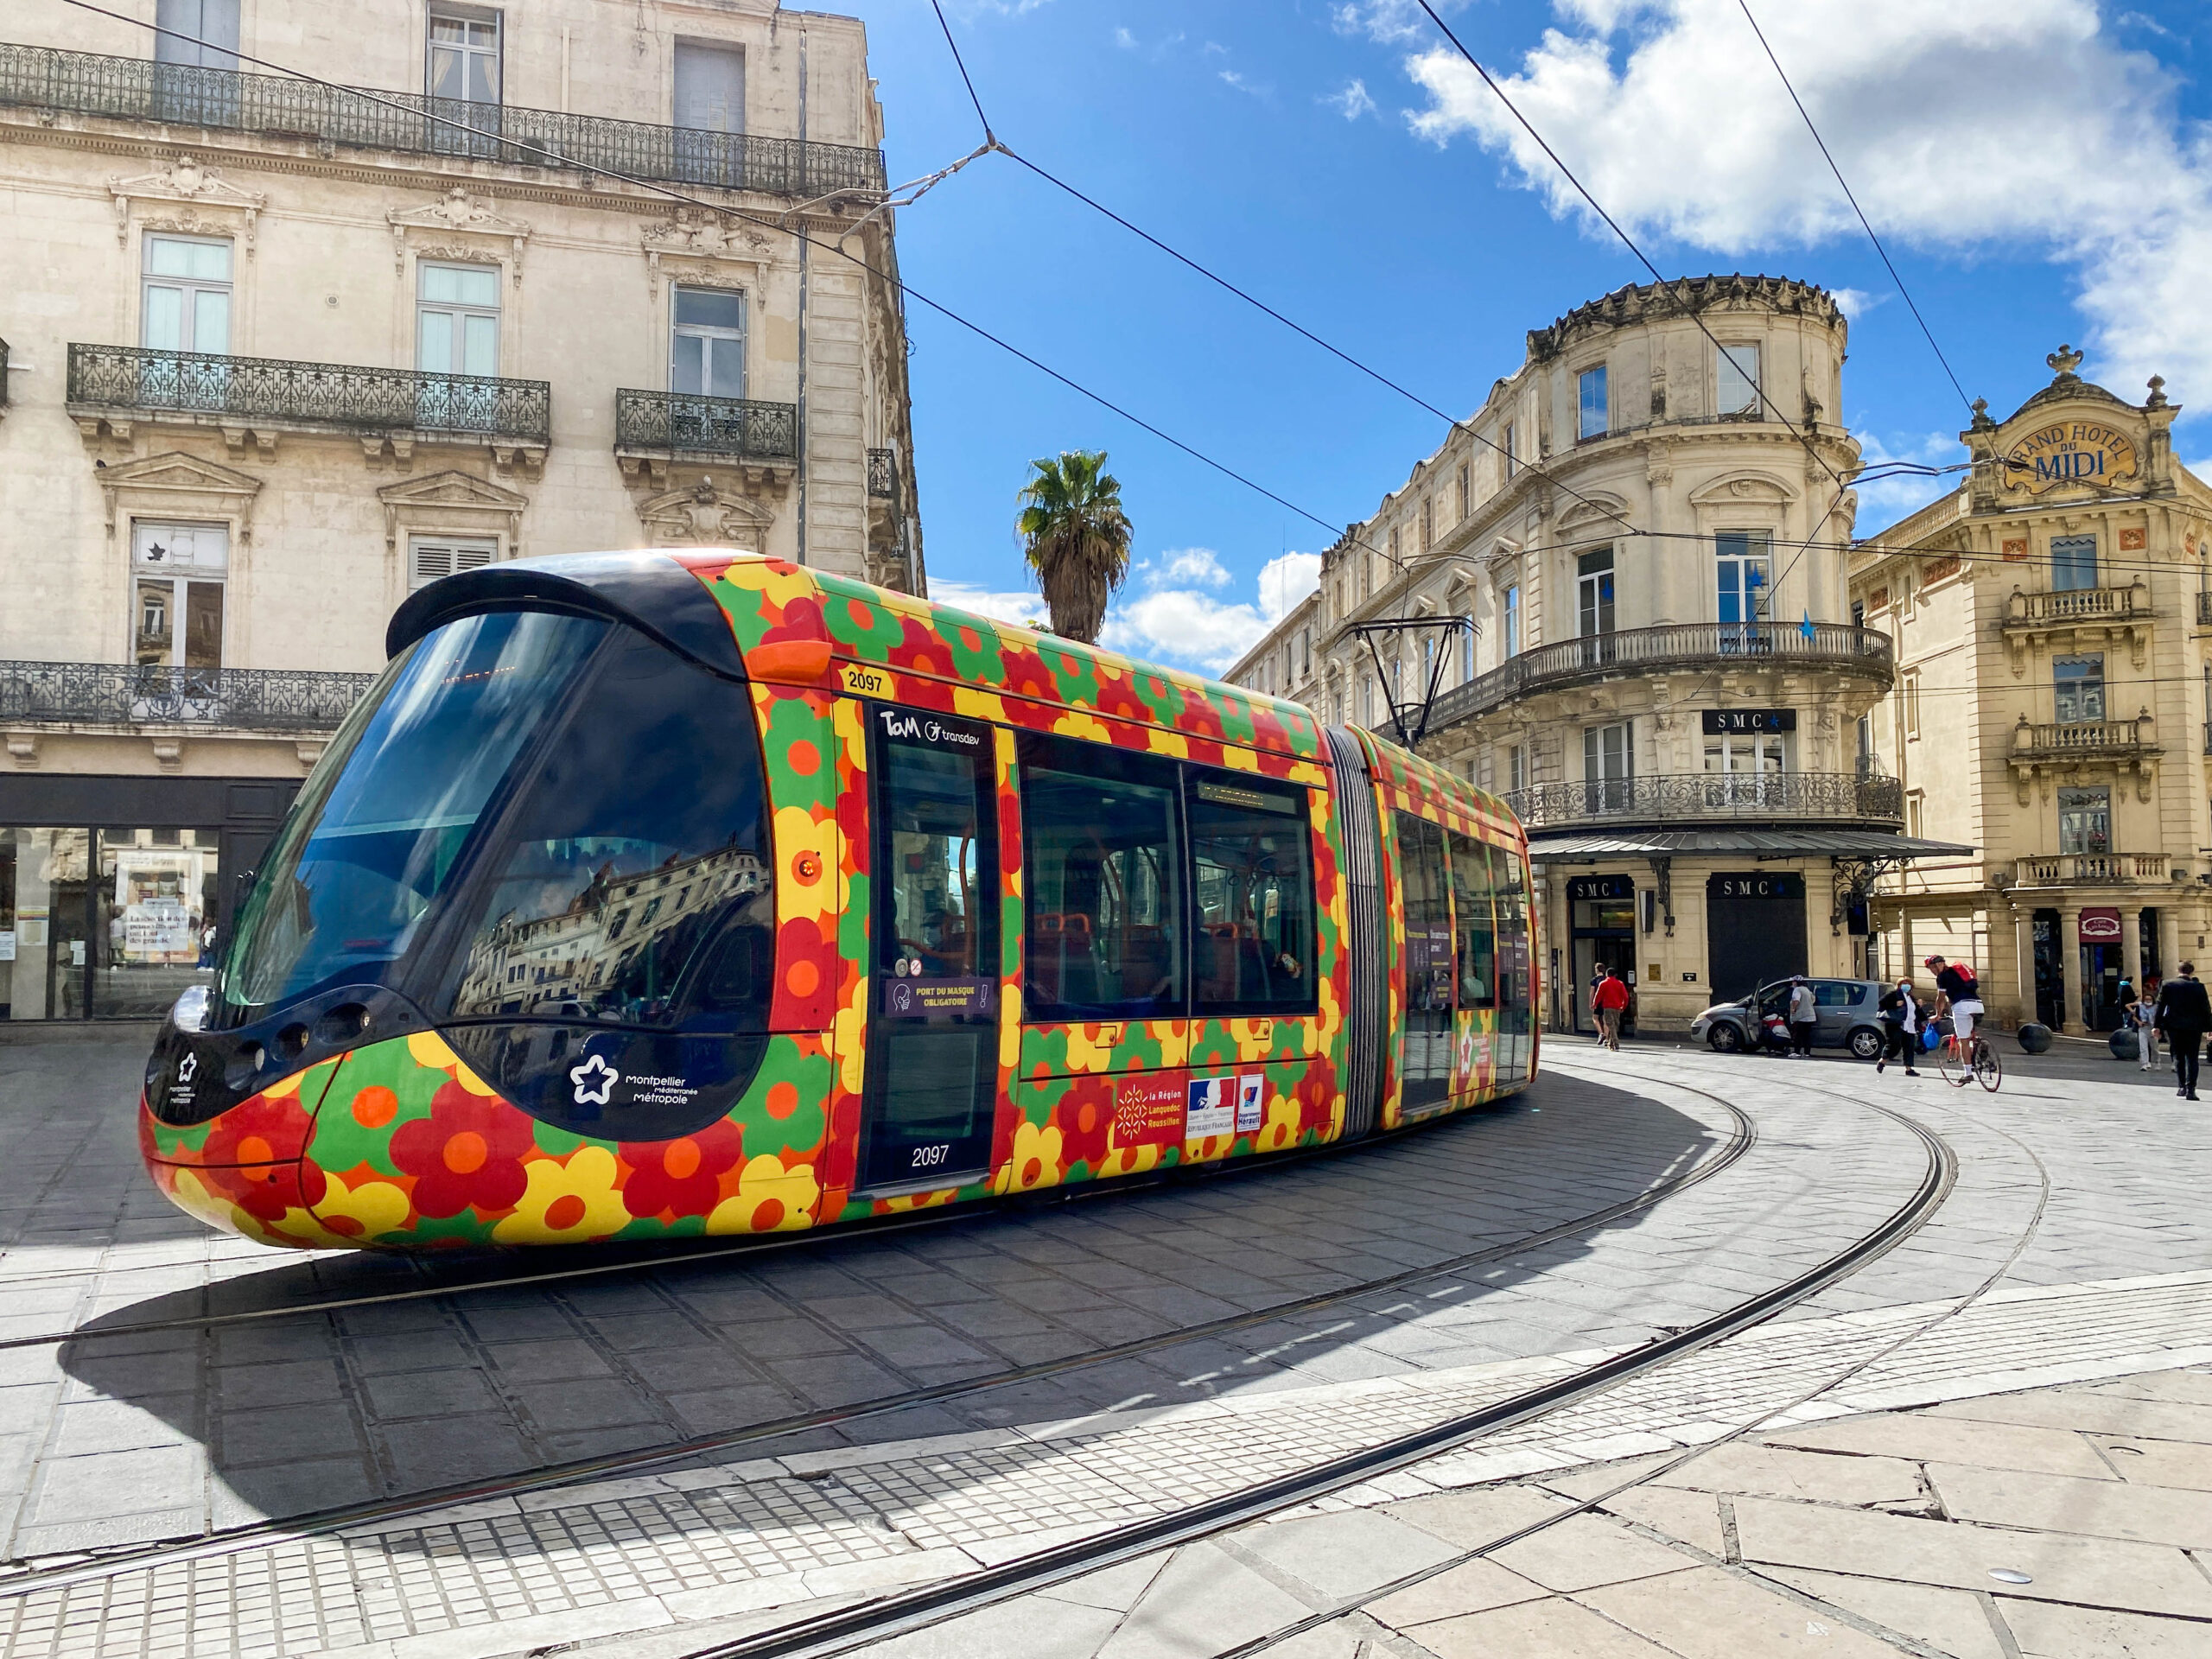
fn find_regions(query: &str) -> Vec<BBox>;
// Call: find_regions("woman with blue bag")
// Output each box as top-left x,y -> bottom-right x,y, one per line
1875,976 -> 1923,1076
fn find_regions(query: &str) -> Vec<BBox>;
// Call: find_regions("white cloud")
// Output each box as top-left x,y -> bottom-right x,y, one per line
1113,25 -> 1136,49
1324,79 -> 1378,120
1258,551 -> 1323,620
1396,0 -> 2212,410
1828,287 -> 1889,320
1333,1 -> 1471,43
930,580 -> 1045,628
1100,548 -> 1321,673
1218,68 -> 1270,98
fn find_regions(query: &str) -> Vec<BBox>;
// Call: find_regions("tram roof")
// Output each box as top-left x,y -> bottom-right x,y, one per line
387,550 -> 1526,842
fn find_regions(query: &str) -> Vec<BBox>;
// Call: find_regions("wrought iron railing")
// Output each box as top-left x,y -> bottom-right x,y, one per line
868,447 -> 898,499
0,660 -> 374,730
2003,583 -> 2150,626
2198,590 -> 2212,627
0,41 -> 887,197
2011,717 -> 2154,756
613,389 -> 798,460
1506,771 -> 1903,831
68,342 -> 550,440
2012,852 -> 2174,886
1428,621 -> 1894,731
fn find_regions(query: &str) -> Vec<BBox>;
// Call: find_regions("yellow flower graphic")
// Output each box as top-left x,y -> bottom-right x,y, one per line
405,1028 -> 462,1071
312,1169 -> 412,1243
1051,710 -> 1112,744
493,1148 -> 630,1244
774,804 -> 840,925
1257,1088 -> 1303,1154
996,1118 -> 1064,1193
707,1154 -> 821,1234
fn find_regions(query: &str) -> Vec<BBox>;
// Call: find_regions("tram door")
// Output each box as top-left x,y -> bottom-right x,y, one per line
1395,812 -> 1453,1116
856,707 -> 1001,1193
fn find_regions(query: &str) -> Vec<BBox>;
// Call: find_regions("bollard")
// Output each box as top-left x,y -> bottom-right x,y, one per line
2017,1023 -> 2053,1054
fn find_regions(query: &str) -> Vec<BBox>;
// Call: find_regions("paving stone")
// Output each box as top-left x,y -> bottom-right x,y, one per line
1999,1596 -> 2212,1658
1577,1564 -> 1903,1657
1233,1509 -> 1460,1600
1925,1461 -> 2212,1548
214,1400 -> 365,1464
481,1338 -> 617,1382
1486,1513 -> 1701,1593
1761,1414 -> 2117,1478
1729,1493 -> 2212,1618
1759,1567 -> 2012,1659
362,1366 -> 502,1421
2091,1433 -> 2212,1491
1368,1557 -> 1551,1628
1095,1541 -> 1316,1659
1409,1592 -> 1681,1657
27,1442 -> 202,1523
1926,1389 -> 2212,1443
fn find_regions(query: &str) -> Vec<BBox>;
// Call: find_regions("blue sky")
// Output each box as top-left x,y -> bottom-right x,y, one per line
836,1 -> 2210,671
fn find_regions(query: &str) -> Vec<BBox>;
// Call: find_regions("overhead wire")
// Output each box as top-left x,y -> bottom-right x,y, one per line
1738,0 -> 1974,415
58,0 -> 1411,583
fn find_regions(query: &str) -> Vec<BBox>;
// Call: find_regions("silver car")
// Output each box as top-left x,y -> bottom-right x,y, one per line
1689,978 -> 1889,1059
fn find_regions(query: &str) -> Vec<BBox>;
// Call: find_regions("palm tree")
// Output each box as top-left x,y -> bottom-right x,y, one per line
1016,450 -> 1132,644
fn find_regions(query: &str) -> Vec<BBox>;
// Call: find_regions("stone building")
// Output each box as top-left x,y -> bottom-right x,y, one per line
1226,275 -> 1966,1038
0,0 -> 919,1021
1849,348 -> 2212,1034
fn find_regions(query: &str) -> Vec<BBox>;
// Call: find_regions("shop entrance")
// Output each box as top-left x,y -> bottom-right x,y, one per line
2079,906 -> 2124,1031
1567,874 -> 1637,1036
2031,908 -> 2063,1027
1704,871 -> 1806,1001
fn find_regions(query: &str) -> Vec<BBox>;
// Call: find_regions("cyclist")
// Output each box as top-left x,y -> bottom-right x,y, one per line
1924,955 -> 1983,1053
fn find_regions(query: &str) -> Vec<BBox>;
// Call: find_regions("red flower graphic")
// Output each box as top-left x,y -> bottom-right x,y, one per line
389,1081 -> 535,1217
1294,1062 -> 1338,1135
620,1118 -> 747,1218
1053,1077 -> 1114,1173
199,1089 -> 317,1169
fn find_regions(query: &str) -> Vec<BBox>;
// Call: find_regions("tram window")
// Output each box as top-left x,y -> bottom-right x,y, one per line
1448,829 -> 1497,1008
1018,736 -> 1184,1020
1395,813 -> 1453,1015
1186,775 -> 1317,1017
879,738 -> 993,980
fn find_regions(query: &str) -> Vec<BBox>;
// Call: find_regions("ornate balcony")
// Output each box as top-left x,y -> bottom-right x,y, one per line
0,661 -> 374,733
868,447 -> 899,499
0,41 -> 887,198
2007,713 -> 2159,802
2007,852 -> 2181,888
2000,581 -> 2152,671
1427,621 -> 1894,733
613,390 -> 798,486
67,342 -> 550,467
1506,771 -> 1903,832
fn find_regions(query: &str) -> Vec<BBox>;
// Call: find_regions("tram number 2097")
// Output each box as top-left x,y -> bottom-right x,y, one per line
910,1142 -> 952,1170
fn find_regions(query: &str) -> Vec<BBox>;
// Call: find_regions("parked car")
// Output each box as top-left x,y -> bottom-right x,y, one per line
1690,978 -> 1888,1059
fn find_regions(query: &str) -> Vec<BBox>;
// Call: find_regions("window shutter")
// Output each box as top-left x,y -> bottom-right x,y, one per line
410,542 -> 453,587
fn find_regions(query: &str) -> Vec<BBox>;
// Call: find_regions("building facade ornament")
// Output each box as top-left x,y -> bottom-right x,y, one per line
636,475 -> 777,549
376,468 -> 528,554
387,188 -> 532,282
110,155 -> 266,252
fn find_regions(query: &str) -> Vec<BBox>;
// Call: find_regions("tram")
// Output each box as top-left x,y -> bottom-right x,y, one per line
138,552 -> 1538,1249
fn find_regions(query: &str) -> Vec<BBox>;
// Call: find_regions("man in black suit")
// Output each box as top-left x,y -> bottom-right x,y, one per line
2152,961 -> 2212,1100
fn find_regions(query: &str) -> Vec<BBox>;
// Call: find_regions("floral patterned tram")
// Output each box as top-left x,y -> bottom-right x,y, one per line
138,552 -> 1538,1249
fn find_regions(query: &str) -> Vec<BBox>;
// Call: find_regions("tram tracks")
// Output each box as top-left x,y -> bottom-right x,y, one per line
662,1063 -> 1959,1659
0,1090 -> 1751,1595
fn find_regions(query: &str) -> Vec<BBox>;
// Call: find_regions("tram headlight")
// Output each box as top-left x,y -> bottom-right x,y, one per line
169,984 -> 209,1033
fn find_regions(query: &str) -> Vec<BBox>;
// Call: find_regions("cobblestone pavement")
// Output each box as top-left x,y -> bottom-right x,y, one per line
2,1038 -> 2208,1659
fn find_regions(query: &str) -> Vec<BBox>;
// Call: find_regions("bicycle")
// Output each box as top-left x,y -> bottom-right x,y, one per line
1936,1018 -> 2002,1091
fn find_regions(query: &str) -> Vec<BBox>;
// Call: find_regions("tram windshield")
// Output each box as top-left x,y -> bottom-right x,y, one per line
214,608 -> 773,1031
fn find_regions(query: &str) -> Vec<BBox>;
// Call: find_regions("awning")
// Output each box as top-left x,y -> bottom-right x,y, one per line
1526,827 -> 1977,862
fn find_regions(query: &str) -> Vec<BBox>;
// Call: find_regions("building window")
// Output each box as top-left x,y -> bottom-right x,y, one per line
1459,612 -> 1476,682
1456,462 -> 1471,519
1851,598 -> 1866,630
2050,534 -> 2099,592
142,234 -> 232,354
1577,366 -> 1608,441
1299,626 -> 1311,681
410,536 -> 497,589
2054,654 -> 2105,723
1503,422 -> 1516,476
155,0 -> 238,69
1388,526 -> 1401,573
2058,786 -> 2111,855
1583,721 -> 1633,810
131,521 -> 227,669
1906,791 -> 1923,838
428,3 -> 501,104
1508,744 -> 1527,795
1577,550 -> 1615,637
417,261 -> 499,375
1716,342 -> 1761,416
674,39 -> 745,132
1503,582 -> 1521,657
1904,672 -> 1921,740
1856,714 -> 1875,775
1420,498 -> 1433,552
1715,531 -> 1773,625
1704,725 -> 1786,775
671,286 -> 746,398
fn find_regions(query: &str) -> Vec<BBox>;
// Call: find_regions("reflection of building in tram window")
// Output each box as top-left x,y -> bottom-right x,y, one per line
452,844 -> 769,1022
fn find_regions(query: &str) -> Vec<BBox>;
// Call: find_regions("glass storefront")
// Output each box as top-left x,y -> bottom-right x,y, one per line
0,826 -> 220,1020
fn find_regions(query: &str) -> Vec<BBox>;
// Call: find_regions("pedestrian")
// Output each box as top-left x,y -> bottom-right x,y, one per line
1787,975 -> 1819,1058
1592,965 -> 1630,1052
1875,977 -> 1922,1076
2153,962 -> 2211,1100
2117,977 -> 2154,1071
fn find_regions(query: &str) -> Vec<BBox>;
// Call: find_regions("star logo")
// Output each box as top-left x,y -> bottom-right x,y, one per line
177,1053 -> 198,1083
569,1053 -> 620,1107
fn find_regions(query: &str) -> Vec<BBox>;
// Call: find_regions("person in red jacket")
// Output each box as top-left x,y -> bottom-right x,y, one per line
1592,965 -> 1630,1051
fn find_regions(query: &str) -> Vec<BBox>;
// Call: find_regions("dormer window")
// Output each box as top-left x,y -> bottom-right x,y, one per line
1577,368 -> 1608,440
1717,343 -> 1761,416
